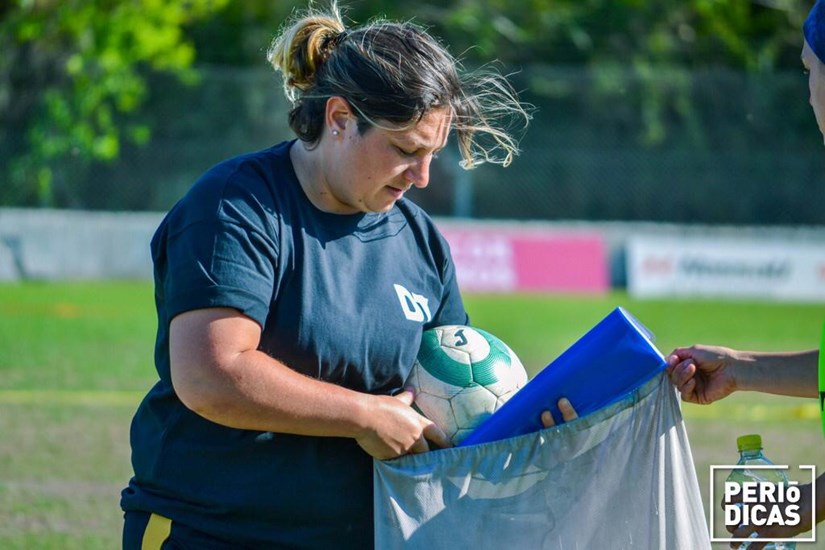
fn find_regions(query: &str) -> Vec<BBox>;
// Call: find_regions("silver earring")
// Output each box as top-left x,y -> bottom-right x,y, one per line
332,130 -> 339,136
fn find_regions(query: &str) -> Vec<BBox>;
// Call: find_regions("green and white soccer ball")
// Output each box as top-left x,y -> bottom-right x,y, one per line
406,325 -> 529,445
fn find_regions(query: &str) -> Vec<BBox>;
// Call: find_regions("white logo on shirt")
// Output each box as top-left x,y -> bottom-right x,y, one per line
393,284 -> 432,323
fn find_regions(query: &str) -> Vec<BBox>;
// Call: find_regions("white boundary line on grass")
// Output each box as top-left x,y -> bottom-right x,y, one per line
0,389 -> 144,406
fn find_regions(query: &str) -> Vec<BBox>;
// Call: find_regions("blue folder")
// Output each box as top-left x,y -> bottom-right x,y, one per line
459,307 -> 667,447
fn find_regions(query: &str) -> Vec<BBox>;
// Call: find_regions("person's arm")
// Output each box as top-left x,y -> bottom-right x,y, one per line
667,345 -> 818,404
169,307 -> 451,459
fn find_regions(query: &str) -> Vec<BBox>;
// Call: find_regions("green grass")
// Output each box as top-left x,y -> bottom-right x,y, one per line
1,281 -> 824,548
0,281 -> 156,391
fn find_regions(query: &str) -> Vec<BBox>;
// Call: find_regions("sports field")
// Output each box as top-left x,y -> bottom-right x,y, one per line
1,281 -> 823,548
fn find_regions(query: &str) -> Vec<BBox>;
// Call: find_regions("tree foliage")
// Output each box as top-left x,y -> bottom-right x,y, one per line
443,0 -> 806,68
0,0 -> 228,206
0,0 -> 815,208
182,0 -> 813,150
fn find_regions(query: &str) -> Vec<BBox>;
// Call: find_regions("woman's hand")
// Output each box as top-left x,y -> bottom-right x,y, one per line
540,398 -> 579,428
354,390 -> 452,460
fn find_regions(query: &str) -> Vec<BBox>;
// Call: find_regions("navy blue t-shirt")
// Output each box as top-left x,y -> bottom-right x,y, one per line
120,140 -> 468,548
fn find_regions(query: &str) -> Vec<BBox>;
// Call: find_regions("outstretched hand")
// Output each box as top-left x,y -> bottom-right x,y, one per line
666,345 -> 738,405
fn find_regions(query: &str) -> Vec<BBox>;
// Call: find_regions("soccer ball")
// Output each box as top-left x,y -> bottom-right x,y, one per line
406,325 -> 529,445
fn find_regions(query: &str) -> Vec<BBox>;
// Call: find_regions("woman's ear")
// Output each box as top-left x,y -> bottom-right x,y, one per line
325,96 -> 352,137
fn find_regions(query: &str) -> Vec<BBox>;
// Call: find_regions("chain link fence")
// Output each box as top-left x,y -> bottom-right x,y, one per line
5,64 -> 825,225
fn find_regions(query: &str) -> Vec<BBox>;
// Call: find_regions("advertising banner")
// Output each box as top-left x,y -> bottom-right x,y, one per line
439,225 -> 608,294
627,236 -> 825,302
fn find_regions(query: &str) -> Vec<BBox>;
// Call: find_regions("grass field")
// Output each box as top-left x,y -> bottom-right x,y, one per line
1,281 -> 824,548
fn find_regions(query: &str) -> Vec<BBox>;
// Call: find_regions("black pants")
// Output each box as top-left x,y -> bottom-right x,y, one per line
122,511 -> 245,550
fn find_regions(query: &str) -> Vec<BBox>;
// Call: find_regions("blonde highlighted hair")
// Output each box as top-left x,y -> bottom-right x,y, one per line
267,3 -> 530,168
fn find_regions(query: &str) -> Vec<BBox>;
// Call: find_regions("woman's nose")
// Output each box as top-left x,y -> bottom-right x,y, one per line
406,157 -> 431,189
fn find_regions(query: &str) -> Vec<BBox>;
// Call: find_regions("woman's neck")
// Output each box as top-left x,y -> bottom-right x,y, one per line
289,139 -> 328,210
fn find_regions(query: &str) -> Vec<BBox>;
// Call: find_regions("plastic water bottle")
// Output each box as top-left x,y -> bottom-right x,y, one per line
725,434 -> 796,550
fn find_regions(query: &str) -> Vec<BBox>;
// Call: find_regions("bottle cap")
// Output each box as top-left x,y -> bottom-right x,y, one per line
736,434 -> 762,452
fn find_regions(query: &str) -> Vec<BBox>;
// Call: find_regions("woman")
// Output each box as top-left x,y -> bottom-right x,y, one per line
120,3 -> 545,548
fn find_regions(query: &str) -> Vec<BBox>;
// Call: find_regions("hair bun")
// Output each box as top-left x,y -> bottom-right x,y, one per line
322,29 -> 348,53
268,13 -> 346,101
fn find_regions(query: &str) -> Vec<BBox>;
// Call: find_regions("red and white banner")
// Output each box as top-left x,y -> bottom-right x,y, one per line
438,224 -> 609,293
627,236 -> 825,302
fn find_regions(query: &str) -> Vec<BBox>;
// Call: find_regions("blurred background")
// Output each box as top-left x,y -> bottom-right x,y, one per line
2,0 -> 824,222
2,1 -> 825,548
